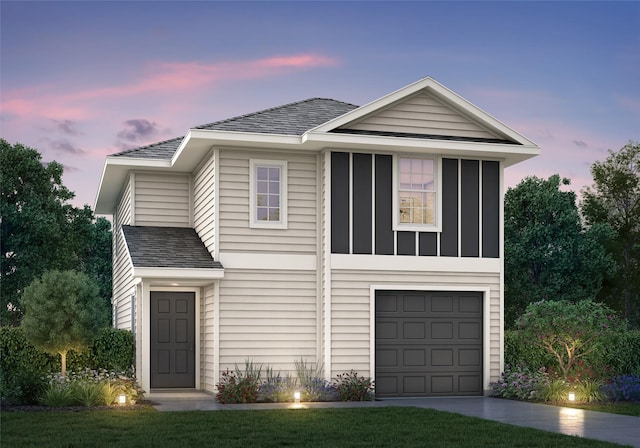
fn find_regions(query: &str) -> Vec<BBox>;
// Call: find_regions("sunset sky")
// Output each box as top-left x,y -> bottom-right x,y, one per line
2,1 -> 639,210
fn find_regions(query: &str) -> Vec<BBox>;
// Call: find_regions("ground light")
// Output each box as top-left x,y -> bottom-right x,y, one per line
118,394 -> 127,405
568,392 -> 576,402
294,391 -> 301,404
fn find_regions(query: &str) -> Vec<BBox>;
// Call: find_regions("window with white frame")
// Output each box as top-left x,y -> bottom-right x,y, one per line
397,156 -> 437,227
249,159 -> 288,229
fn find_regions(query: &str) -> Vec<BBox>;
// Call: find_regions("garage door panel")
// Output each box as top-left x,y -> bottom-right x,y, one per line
375,290 -> 483,397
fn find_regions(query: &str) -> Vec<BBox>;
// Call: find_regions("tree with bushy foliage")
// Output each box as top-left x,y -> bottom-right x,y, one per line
504,175 -> 615,327
0,139 -> 112,325
515,299 -> 625,380
582,141 -> 640,325
21,270 -> 109,375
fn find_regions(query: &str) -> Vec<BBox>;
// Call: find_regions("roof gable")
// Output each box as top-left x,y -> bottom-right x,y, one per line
309,77 -> 536,147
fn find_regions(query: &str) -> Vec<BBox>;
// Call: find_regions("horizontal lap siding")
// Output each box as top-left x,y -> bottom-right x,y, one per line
219,150 -> 317,253
218,270 -> 317,374
330,270 -> 501,383
134,173 -> 190,227
342,92 -> 499,139
113,177 -> 134,330
200,284 -> 216,392
193,152 -> 215,254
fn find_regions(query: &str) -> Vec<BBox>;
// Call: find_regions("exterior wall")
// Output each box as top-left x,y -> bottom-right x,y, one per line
134,172 -> 190,227
193,151 -> 216,255
340,91 -> 499,140
329,269 -> 501,389
200,283 -> 216,392
112,175 -> 135,331
218,149 -> 317,253
330,151 -> 500,258
218,269 -> 318,374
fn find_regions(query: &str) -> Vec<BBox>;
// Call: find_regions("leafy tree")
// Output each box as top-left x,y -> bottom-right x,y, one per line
0,139 -> 112,325
582,142 -> 640,325
21,270 -> 109,375
504,175 -> 615,327
515,299 -> 625,379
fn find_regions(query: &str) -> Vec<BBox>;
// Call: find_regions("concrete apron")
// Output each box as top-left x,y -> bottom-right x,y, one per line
148,393 -> 640,448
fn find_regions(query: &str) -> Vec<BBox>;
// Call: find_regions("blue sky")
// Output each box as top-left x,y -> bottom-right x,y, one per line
1,1 -> 639,209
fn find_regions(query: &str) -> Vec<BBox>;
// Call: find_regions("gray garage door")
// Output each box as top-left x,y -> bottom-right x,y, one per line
375,290 -> 483,397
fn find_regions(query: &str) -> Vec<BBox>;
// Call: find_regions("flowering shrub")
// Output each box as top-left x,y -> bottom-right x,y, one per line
216,361 -> 262,404
301,377 -> 339,402
491,364 -> 549,400
602,375 -> 640,402
258,368 -> 297,403
333,370 -> 374,401
40,368 -> 143,407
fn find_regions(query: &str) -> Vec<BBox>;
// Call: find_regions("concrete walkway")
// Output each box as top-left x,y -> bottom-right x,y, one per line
149,392 -> 640,447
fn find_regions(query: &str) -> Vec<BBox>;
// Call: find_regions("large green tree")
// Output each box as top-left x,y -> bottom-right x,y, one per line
21,270 -> 109,375
504,175 -> 615,327
0,139 -> 112,325
582,141 -> 640,325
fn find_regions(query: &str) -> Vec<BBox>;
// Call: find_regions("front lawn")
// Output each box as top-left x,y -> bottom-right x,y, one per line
1,407 -> 623,447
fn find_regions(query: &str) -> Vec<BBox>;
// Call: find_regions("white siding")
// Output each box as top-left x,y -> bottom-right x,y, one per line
218,149 -> 317,253
218,269 -> 317,374
200,284 -> 216,392
134,173 -> 190,227
341,91 -> 500,139
329,270 -> 501,383
193,151 -> 216,254
112,177 -> 135,330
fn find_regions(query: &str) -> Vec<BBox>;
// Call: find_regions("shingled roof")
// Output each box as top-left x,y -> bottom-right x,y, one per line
112,98 -> 358,160
121,225 -> 223,269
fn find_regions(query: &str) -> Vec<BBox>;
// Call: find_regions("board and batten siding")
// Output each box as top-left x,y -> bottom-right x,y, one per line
200,284 -> 216,392
218,269 -> 317,373
329,270 -> 501,385
193,151 -> 216,255
134,172 -> 190,227
339,91 -> 500,140
218,149 -> 317,253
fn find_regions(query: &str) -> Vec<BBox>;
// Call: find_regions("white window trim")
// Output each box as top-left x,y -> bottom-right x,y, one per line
392,154 -> 442,232
249,159 -> 288,229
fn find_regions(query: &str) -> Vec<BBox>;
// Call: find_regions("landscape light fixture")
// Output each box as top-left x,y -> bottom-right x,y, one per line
568,392 -> 576,402
118,394 -> 127,405
294,391 -> 301,404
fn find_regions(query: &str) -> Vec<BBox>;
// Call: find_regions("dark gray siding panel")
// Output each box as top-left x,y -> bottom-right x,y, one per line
397,231 -> 415,256
331,152 -> 350,254
482,161 -> 500,258
441,158 -> 458,256
375,155 -> 394,255
419,232 -> 437,256
461,160 -> 479,257
353,153 -> 372,254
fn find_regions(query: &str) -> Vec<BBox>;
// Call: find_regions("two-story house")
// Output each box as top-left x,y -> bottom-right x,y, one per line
94,77 -> 539,397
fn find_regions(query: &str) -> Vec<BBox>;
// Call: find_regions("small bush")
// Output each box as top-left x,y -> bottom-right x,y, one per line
491,364 -> 549,400
39,369 -> 144,407
575,379 -> 606,403
216,360 -> 262,404
602,375 -> 640,402
333,370 -> 374,401
258,367 -> 296,403
539,378 -> 571,402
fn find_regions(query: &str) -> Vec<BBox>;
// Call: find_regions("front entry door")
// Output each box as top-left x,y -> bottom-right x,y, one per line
150,291 -> 195,388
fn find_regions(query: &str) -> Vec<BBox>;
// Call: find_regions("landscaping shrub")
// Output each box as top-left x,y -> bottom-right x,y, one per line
216,360 -> 262,404
575,379 -> 606,403
0,326 -> 135,405
602,375 -> 640,402
333,370 -> 374,401
504,330 -> 554,369
603,330 -> 640,376
258,367 -> 297,403
40,369 -> 144,407
491,364 -> 549,400
539,378 -> 571,402
294,358 -> 338,402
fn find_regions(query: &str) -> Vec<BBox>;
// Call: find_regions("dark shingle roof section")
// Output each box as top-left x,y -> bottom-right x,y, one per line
121,225 -> 223,269
111,98 -> 358,159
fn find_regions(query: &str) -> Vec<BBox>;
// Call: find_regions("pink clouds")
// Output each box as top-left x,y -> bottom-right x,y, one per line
1,53 -> 339,121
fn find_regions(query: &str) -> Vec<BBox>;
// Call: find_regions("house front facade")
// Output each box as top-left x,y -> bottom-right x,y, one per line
94,77 -> 539,397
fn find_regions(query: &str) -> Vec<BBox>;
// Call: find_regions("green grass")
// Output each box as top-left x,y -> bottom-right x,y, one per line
0,407 -> 624,447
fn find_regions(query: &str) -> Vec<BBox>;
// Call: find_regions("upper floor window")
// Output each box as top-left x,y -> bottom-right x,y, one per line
397,156 -> 437,228
249,159 -> 288,229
